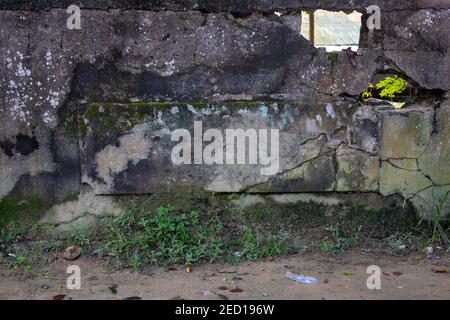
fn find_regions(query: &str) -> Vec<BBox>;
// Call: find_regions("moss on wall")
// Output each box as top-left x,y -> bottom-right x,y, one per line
0,195 -> 48,228
79,100 -> 284,139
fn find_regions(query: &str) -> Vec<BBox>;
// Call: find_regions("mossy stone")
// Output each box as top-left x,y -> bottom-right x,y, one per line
335,145 -> 379,192
380,161 -> 432,198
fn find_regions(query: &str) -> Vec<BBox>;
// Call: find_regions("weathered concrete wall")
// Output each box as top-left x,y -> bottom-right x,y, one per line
78,100 -> 450,211
0,0 -> 449,226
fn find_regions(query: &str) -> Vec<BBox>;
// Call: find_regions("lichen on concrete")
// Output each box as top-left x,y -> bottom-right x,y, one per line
335,145 -> 379,192
417,102 -> 450,186
379,107 -> 433,160
380,161 -> 433,199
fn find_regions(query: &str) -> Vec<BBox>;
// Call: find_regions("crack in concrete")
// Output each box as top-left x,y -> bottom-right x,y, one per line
243,133 -> 328,191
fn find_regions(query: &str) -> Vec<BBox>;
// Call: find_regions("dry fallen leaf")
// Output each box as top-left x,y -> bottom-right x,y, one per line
185,266 -> 193,273
230,287 -> 244,293
52,294 -> 66,300
218,286 -> 229,291
217,293 -> 229,300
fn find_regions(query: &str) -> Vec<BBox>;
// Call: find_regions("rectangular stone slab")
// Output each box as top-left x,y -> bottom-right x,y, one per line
79,101 -> 379,194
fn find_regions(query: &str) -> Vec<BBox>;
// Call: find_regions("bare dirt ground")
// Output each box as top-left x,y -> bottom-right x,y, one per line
1,250 -> 449,300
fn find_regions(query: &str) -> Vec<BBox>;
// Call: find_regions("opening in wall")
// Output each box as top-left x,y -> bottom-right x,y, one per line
300,10 -> 362,52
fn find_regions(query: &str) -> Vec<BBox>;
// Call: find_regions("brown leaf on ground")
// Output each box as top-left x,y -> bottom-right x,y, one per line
52,294 -> 66,300
218,286 -> 228,290
217,293 -> 229,300
230,287 -> 244,293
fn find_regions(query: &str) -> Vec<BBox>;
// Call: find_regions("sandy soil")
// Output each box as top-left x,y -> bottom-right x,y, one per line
0,250 -> 449,300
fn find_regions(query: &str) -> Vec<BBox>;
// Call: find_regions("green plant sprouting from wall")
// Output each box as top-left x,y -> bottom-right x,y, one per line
361,83 -> 374,99
361,75 -> 409,101
376,75 -> 408,99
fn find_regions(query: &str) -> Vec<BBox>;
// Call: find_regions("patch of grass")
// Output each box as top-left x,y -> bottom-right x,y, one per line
227,227 -> 293,263
72,202 -> 298,269
99,204 -> 225,267
14,255 -> 31,272
67,226 -> 94,252
41,240 -> 65,253
417,191 -> 450,248
0,223 -> 32,271
0,222 -> 23,248
343,206 -> 418,240
320,225 -> 356,254
3,192 -> 444,271
385,232 -> 418,256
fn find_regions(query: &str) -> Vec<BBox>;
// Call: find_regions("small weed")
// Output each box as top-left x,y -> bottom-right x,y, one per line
101,205 -> 224,267
15,256 -> 31,272
0,222 -> 23,248
67,226 -> 94,251
229,227 -> 294,262
42,240 -> 65,252
376,75 -> 408,99
417,191 -> 450,248
129,252 -> 142,271
320,225 -> 355,254
361,83 -> 374,100
386,232 -> 418,256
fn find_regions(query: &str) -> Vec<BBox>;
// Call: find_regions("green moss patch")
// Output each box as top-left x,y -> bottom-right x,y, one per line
78,100 -> 284,139
0,195 -> 48,228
